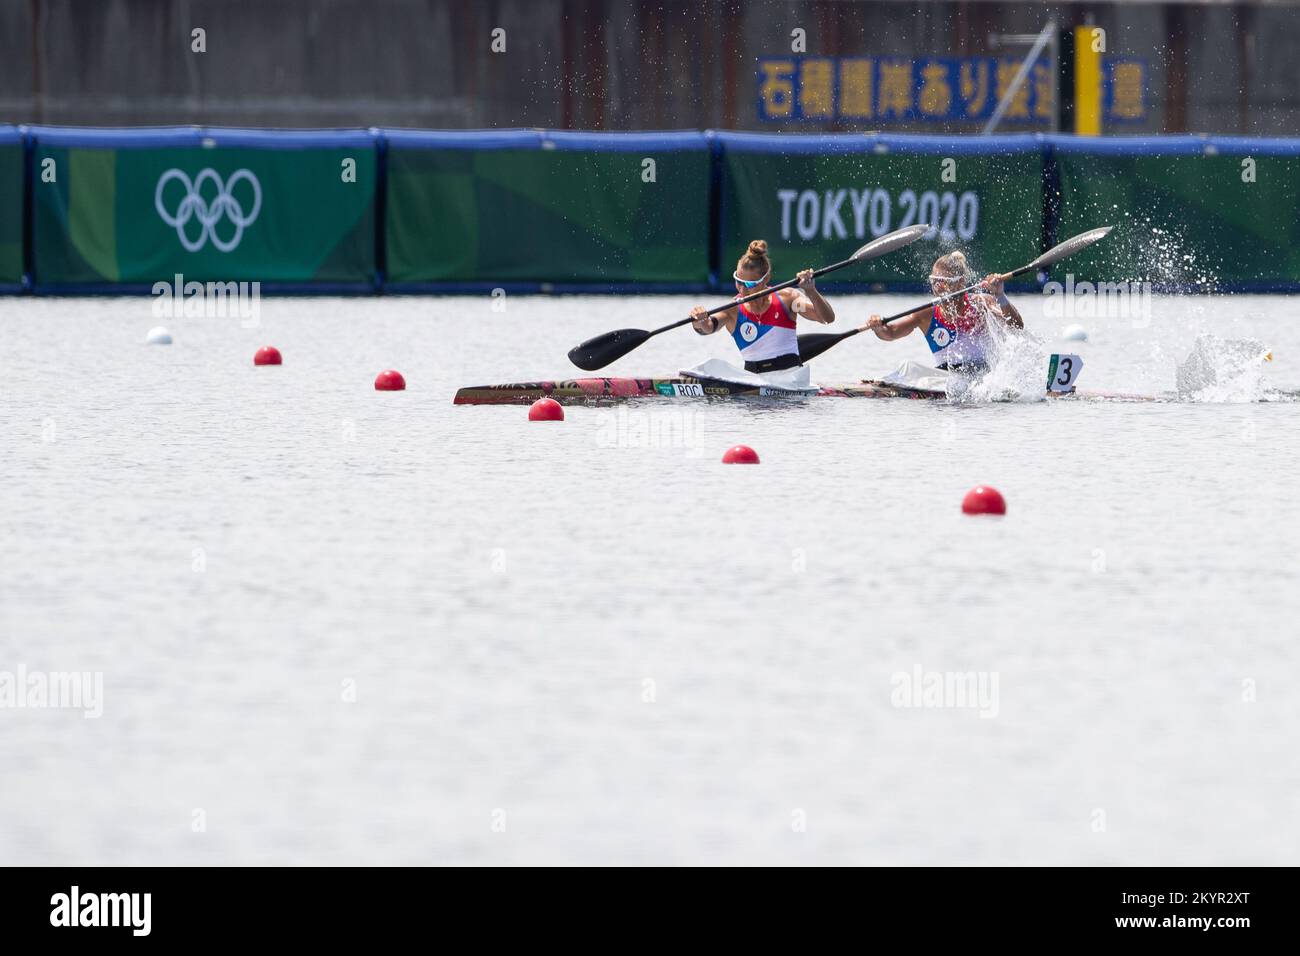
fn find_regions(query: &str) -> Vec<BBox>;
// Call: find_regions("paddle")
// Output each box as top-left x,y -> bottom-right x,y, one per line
566,224 -> 933,371
795,225 -> 1115,363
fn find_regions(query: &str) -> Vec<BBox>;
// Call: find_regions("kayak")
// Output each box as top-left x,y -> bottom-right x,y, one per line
453,376 -> 946,405
453,352 -> 1119,405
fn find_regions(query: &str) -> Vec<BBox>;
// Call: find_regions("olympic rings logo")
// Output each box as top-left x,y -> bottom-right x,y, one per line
155,168 -> 262,253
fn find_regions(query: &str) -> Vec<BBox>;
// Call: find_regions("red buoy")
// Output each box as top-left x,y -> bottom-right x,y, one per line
528,397 -> 564,421
962,486 -> 1006,515
374,369 -> 406,391
722,444 -> 760,464
253,346 -> 282,366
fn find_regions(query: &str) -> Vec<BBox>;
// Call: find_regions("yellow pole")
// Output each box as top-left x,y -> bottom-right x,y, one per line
1074,26 -> 1102,135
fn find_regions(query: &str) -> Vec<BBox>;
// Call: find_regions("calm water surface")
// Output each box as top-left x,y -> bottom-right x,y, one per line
2,293 -> 1298,864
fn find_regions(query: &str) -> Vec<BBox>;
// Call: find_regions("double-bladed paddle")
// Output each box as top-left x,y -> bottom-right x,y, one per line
794,225 -> 1115,363
566,224 -> 933,371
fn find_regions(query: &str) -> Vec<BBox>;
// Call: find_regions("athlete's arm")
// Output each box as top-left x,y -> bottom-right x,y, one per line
787,270 -> 835,324
997,295 -> 1024,329
980,274 -> 1024,329
860,307 -> 928,341
690,304 -> 732,334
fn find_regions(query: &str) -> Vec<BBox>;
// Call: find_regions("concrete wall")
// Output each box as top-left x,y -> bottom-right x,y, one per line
1,0 -> 1297,134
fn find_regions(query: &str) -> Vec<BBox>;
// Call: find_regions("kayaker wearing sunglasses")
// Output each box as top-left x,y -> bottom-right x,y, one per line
860,250 -> 1023,374
688,239 -> 835,374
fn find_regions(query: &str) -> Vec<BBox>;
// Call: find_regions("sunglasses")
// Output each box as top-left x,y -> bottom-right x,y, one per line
733,269 -> 771,289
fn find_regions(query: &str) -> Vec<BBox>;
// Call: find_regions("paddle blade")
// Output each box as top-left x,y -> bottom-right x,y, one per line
1028,225 -> 1113,271
849,223 -> 933,262
797,329 -> 855,363
567,327 -> 654,371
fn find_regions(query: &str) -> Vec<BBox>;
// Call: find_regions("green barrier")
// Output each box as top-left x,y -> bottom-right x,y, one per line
0,134 -> 21,285
384,131 -> 711,287
717,135 -> 1045,287
30,129 -> 376,289
1051,139 -> 1300,290
13,130 -> 1300,294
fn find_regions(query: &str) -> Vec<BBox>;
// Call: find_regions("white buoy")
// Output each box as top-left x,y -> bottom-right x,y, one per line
1061,324 -> 1088,342
145,326 -> 173,345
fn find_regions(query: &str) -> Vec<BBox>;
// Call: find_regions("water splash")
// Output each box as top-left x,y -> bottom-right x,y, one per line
1079,207 -> 1219,293
1175,333 -> 1272,403
952,300 -> 1053,403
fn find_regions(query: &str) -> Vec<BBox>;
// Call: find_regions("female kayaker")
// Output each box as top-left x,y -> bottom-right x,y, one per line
859,250 -> 1023,373
689,239 -> 835,374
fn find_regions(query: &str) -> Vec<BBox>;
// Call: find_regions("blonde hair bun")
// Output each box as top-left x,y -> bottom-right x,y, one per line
933,250 -> 969,278
737,239 -> 772,275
